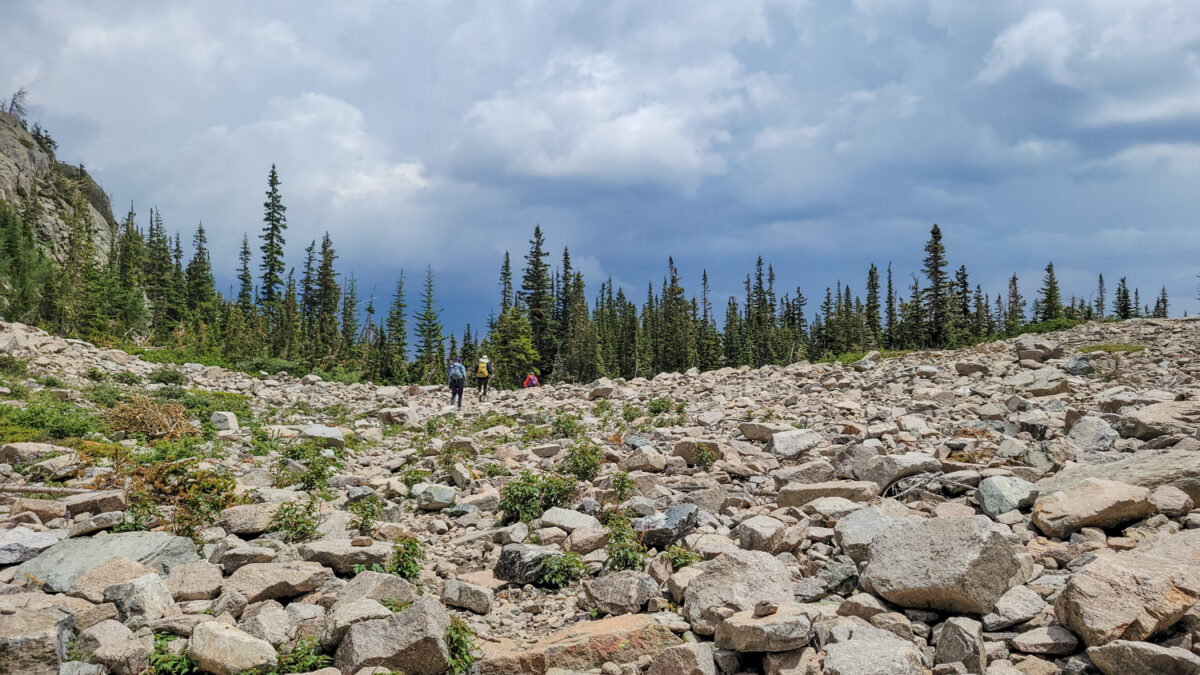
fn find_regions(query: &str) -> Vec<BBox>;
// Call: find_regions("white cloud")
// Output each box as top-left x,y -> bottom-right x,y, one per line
979,9 -> 1078,85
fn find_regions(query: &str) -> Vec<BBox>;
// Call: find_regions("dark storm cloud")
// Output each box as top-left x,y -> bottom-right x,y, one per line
2,0 -> 1199,331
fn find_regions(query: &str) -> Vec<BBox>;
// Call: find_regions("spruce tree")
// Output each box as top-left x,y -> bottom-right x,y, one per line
865,263 -> 881,348
499,251 -> 513,310
236,234 -> 254,312
1005,274 -> 1025,335
314,233 -> 340,363
413,267 -> 444,384
385,272 -> 408,383
921,224 -> 949,347
520,226 -> 555,375
1154,287 -> 1169,318
341,275 -> 360,356
1115,277 -> 1132,319
1038,262 -> 1063,322
185,222 -> 215,312
490,304 -> 538,387
259,164 -> 287,327
1095,274 -> 1106,319
884,263 -> 896,348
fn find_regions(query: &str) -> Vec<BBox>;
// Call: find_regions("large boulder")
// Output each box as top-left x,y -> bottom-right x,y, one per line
189,622 -> 277,675
1055,528 -> 1200,647
764,429 -> 824,459
646,642 -> 717,675
0,607 -> 73,675
584,571 -> 659,616
1037,447 -> 1200,496
102,573 -> 174,626
934,617 -> 986,673
1068,416 -> 1118,452
862,516 -> 1019,614
1120,401 -> 1200,440
298,539 -> 393,575
817,616 -> 926,675
833,507 -> 897,563
682,550 -> 795,636
493,544 -> 561,586
224,562 -> 334,604
219,503 -> 282,536
540,507 -> 601,533
0,527 -> 60,565
714,602 -> 820,653
777,481 -> 879,508
1007,366 -> 1070,396
1087,639 -> 1200,675
475,614 -> 682,674
15,532 -> 198,593
333,597 -> 450,675
635,504 -> 698,549
975,476 -> 1039,517
1031,479 -> 1154,538
441,579 -> 493,615
861,453 -> 940,490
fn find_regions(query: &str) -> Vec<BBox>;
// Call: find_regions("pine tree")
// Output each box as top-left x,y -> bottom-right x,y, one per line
921,224 -> 949,347
1095,274 -> 1106,319
259,165 -> 287,331
414,267 -> 444,384
1115,277 -> 1132,320
185,222 -> 215,312
1038,262 -> 1063,322
499,251 -> 513,311
341,275 -> 360,356
490,304 -> 538,387
520,226 -> 555,376
865,263 -> 881,348
236,234 -> 254,312
299,240 -> 317,343
384,272 -> 408,383
313,233 -> 340,363
1005,274 -> 1025,335
1154,286 -> 1169,318
884,263 -> 896,348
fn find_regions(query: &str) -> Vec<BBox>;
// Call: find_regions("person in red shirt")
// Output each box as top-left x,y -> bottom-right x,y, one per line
523,373 -> 539,388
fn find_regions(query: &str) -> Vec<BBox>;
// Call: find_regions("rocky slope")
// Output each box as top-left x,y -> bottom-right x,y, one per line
1,318 -> 1200,673
0,110 -> 115,264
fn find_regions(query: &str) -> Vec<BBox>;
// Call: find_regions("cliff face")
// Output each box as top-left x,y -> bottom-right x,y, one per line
0,110 -> 115,265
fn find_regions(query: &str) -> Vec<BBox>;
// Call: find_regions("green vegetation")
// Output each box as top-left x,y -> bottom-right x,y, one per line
551,412 -> 584,439
693,443 -> 716,471
664,544 -> 701,570
610,470 -> 636,502
389,537 -> 424,581
268,499 -> 321,543
647,397 -> 673,415
499,470 -> 578,523
1078,343 -> 1146,354
539,552 -> 587,589
347,495 -> 383,535
603,510 -> 646,572
445,616 -> 477,674
271,638 -> 331,674
561,439 -> 602,482
0,395 -> 104,442
123,458 -> 240,537
148,633 -> 199,674
399,468 -> 430,488
622,403 -> 643,423
273,441 -> 340,492
150,369 -> 186,386
380,597 -> 412,612
113,370 -> 142,385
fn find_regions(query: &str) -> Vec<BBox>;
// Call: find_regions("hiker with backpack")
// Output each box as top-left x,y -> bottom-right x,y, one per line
523,372 -> 539,388
448,357 -> 466,409
475,355 -> 494,399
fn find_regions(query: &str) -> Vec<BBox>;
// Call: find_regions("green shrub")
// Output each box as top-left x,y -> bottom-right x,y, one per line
498,470 -> 578,523
622,403 -> 642,423
445,616 -> 477,674
347,495 -> 384,535
664,544 -> 701,570
273,441 -> 340,492
482,462 -> 510,478
561,439 -> 602,482
88,385 -> 124,408
388,537 -> 423,581
647,397 -> 673,415
591,399 -> 613,417
273,637 -> 331,673
113,371 -> 141,385
603,511 -> 646,572
694,443 -> 716,471
125,459 -> 240,538
438,444 -> 474,472
539,552 -> 587,589
150,369 -> 187,386
399,468 -> 431,488
0,397 -> 105,440
610,471 -> 636,502
84,367 -> 107,382
35,375 -> 63,388
551,412 -> 584,439
268,499 -> 321,543
148,633 -> 199,674
380,597 -> 412,612
520,424 -> 550,443
0,355 -> 27,377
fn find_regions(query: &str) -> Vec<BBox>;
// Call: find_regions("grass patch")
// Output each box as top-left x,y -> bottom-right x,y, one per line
1078,343 -> 1146,354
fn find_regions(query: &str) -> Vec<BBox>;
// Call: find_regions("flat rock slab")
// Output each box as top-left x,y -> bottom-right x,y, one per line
1036,448 -> 1200,495
15,532 -> 198,593
475,614 -> 682,674
1031,478 -> 1154,538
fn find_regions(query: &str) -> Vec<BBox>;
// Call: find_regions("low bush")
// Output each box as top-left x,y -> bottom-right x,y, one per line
150,369 -> 186,386
550,412 -> 584,439
539,552 -> 587,589
273,638 -> 331,673
346,495 -> 383,536
268,499 -> 321,543
664,544 -> 701,570
0,396 -> 105,440
105,396 -> 196,440
646,397 -> 673,415
499,470 -> 579,523
445,616 -> 477,674
561,439 -> 602,482
603,510 -> 646,572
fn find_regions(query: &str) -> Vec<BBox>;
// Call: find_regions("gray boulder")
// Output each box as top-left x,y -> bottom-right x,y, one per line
1087,639 -> 1200,675
975,476 -> 1039,517
682,550 -> 795,636
15,532 -> 198,593
333,596 -> 450,675
934,617 -> 985,673
636,503 -> 698,549
493,544 -> 561,586
584,571 -> 659,616
862,516 -> 1019,614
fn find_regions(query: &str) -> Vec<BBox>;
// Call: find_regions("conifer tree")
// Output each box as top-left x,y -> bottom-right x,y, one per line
884,263 -> 896,348
1005,274 -> 1025,335
865,263 -> 882,348
185,222 -> 215,312
490,304 -> 538,387
414,267 -> 444,384
341,275 -> 360,356
1095,274 -> 1106,319
313,233 -> 340,363
384,272 -> 408,383
499,252 -> 513,310
1153,287 -> 1169,318
259,165 -> 287,330
921,224 -> 949,347
520,226 -> 555,376
1038,262 -> 1063,322
236,234 -> 254,312
1115,277 -> 1132,320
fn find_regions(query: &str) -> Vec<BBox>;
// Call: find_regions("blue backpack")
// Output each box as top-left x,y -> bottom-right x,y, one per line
449,363 -> 466,383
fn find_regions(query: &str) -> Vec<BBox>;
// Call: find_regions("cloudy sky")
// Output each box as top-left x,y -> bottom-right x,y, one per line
3,0 -> 1199,332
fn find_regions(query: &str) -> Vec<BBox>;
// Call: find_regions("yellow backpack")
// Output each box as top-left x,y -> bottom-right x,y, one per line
475,361 -> 490,378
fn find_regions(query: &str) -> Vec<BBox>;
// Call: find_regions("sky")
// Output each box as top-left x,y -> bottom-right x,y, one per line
3,0 -> 1199,334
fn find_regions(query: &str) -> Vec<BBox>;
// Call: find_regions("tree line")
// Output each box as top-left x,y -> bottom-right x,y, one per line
0,167 -> 1171,388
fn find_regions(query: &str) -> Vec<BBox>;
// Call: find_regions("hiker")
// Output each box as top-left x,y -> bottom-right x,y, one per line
523,372 -> 539,388
475,355 -> 494,398
448,357 -> 466,409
